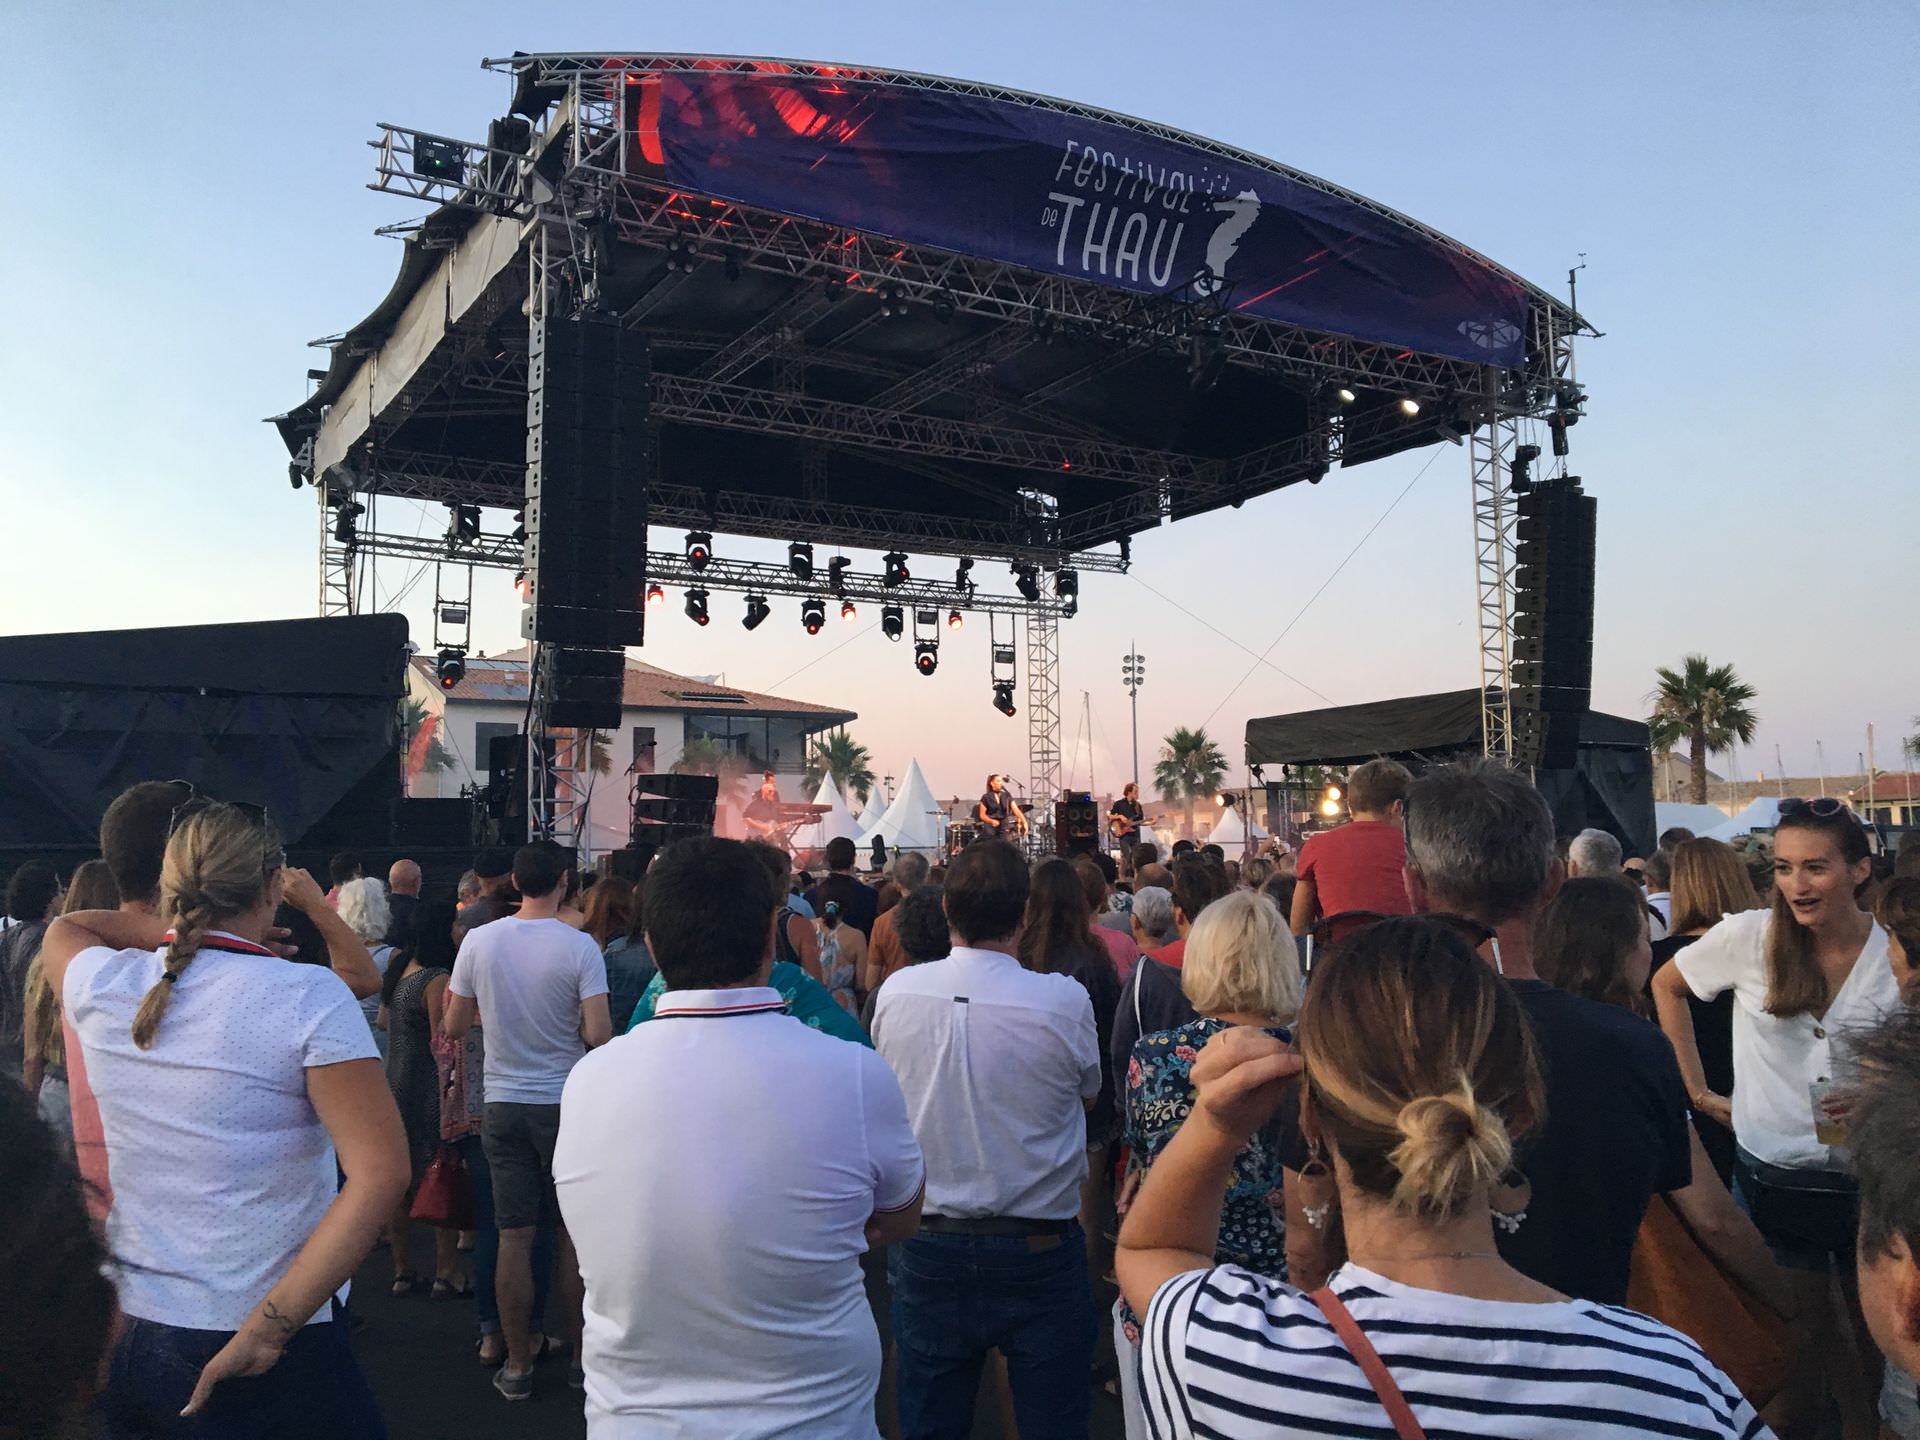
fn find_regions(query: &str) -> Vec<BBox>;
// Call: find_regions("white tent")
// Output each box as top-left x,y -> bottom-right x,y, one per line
856,784 -> 889,834
859,759 -> 947,853
1655,802 -> 1731,841
1704,797 -> 1794,840
1206,805 -> 1270,848
792,775 -> 861,850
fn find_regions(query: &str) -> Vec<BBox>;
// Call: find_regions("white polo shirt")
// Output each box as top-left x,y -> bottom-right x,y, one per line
555,985 -> 923,1439
1676,907 -> 1898,1169
871,945 -> 1100,1220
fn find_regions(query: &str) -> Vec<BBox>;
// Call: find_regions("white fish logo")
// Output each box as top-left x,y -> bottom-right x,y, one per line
1194,188 -> 1261,296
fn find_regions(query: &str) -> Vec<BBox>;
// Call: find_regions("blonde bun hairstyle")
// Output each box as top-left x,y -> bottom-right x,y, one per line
1297,917 -> 1541,1220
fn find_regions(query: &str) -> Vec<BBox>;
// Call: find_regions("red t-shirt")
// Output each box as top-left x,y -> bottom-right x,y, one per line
1297,820 -> 1411,922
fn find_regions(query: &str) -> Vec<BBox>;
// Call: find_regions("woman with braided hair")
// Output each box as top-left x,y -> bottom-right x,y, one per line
41,801 -> 409,1436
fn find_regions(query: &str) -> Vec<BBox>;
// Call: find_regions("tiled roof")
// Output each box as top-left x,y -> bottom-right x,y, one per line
412,648 -> 856,723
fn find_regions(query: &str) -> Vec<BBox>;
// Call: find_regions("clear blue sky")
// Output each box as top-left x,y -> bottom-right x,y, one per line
3,2 -> 1915,800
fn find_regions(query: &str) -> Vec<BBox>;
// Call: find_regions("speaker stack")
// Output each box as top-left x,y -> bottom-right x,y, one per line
1509,476 -> 1597,769
609,772 -> 720,875
482,732 -> 530,847
522,315 -> 651,732
1054,791 -> 1101,858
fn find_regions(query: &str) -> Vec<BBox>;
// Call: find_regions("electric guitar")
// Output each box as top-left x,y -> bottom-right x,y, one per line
1108,811 -> 1164,842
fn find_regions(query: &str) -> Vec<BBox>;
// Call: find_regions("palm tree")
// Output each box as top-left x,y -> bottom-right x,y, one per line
588,731 -> 614,777
1153,726 -> 1229,841
400,698 -> 454,775
806,730 -> 876,804
1647,655 -> 1759,804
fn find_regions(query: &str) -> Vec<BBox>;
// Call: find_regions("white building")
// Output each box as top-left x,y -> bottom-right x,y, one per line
406,647 -> 856,858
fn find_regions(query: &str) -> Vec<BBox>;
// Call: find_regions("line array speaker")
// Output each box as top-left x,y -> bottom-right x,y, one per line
1509,476 -> 1597,769
523,315 -> 650,650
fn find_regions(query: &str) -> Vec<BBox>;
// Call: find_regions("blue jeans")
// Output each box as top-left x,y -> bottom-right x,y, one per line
457,1133 -> 554,1336
99,1306 -> 384,1439
887,1224 -> 1095,1440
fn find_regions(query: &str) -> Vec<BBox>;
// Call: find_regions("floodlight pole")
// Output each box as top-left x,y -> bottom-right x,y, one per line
1123,644 -> 1145,791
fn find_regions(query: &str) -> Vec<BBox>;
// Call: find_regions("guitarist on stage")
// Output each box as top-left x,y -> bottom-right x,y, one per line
974,773 -> 1028,842
1106,782 -> 1159,873
743,771 -> 784,842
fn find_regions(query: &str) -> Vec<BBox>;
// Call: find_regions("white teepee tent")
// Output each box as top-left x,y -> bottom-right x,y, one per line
1206,805 -> 1270,847
859,759 -> 947,853
793,775 -> 861,849
856,783 -> 889,833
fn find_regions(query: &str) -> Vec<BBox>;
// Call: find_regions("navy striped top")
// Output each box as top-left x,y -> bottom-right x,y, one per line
1142,1263 -> 1768,1439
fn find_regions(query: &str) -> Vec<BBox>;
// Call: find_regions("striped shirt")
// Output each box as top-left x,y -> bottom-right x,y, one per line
1142,1263 -> 1768,1440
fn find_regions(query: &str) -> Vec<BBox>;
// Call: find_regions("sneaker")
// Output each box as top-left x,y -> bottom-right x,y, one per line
569,1363 -> 586,1391
493,1366 -> 533,1402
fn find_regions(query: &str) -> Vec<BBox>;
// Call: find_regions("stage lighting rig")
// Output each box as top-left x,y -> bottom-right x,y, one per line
1013,563 -> 1040,601
1396,398 -> 1422,417
883,552 -> 910,587
954,557 -> 975,592
992,680 -> 1017,716
881,605 -> 904,641
801,597 -> 826,634
1054,568 -> 1079,600
447,504 -> 482,544
1325,383 -> 1358,407
742,593 -> 770,631
827,556 -> 851,595
435,647 -> 467,690
841,600 -> 858,624
914,641 -> 939,676
685,531 -> 712,571
788,542 -> 814,581
646,584 -> 665,610
947,610 -> 964,631
684,588 -> 710,626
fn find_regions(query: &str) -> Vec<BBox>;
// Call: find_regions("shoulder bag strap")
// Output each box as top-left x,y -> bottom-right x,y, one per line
1308,1286 -> 1428,1440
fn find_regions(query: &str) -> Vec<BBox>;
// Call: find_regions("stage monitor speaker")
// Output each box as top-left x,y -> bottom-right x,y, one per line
484,733 -> 529,846
545,646 -> 625,730
1054,791 -> 1100,857
523,316 -> 651,650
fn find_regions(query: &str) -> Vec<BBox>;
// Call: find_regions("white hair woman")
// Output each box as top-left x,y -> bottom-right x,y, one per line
1111,891 -> 1302,1438
40,802 -> 408,1430
336,875 -> 395,1057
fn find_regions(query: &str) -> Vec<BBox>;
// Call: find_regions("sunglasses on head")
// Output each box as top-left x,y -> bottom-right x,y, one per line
1778,797 -> 1850,821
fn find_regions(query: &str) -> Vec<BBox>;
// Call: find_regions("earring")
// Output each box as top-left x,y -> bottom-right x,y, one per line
1297,1141 -> 1337,1232
1490,1167 -> 1531,1235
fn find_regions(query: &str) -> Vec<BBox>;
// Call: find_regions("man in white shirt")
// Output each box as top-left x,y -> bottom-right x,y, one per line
1642,847 -> 1674,933
556,836 -> 923,1438
446,841 -> 612,1401
872,841 -> 1100,1440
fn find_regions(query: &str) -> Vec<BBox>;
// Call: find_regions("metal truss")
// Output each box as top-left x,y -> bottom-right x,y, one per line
349,449 -> 1132,571
1469,406 -> 1518,762
346,527 -> 1069,617
319,486 -> 357,616
1026,608 -> 1063,809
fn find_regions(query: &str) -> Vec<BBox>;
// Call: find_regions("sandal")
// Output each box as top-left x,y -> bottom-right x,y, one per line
390,1274 -> 424,1296
430,1277 -> 473,1300
477,1337 -> 507,1368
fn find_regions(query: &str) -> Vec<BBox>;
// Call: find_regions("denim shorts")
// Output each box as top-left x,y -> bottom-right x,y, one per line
1734,1147 -> 1858,1272
99,1304 -> 385,1439
481,1101 -> 563,1231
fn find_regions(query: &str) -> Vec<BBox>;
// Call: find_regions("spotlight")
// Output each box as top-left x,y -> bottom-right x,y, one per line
879,283 -> 909,317
513,569 -> 529,599
992,679 -> 1017,716
881,605 -> 904,641
742,593 -> 770,631
646,584 -> 665,609
954,557 -> 975,591
1013,564 -> 1040,601
883,552 -> 909,587
684,588 -> 710,626
435,647 -> 466,690
1549,411 -> 1571,457
664,236 -> 696,273
1320,798 -> 1342,817
1054,568 -> 1079,600
841,599 -> 858,624
1326,383 -> 1358,407
1397,398 -> 1422,417
946,609 -> 964,631
1327,785 -> 1342,801
787,541 -> 814,581
1062,596 -> 1079,619
449,504 -> 481,543
914,640 -> 939,676
827,556 -> 851,595
685,531 -> 712,571
1215,793 -> 1229,809
801,598 -> 826,634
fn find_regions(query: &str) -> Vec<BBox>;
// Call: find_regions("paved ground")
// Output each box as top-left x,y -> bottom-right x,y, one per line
354,1234 -> 1124,1438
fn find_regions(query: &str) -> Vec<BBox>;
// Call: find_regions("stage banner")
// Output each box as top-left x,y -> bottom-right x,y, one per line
628,69 -> 1527,366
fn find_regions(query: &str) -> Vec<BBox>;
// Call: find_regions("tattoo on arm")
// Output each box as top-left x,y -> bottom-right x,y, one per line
260,1298 -> 300,1338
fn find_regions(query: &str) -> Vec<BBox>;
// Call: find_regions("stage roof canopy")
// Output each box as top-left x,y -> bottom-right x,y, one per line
1246,689 -> 1649,769
278,54 -> 1588,562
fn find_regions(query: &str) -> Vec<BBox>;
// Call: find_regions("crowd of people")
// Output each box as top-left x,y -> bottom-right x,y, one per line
5,760 -> 1920,1439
